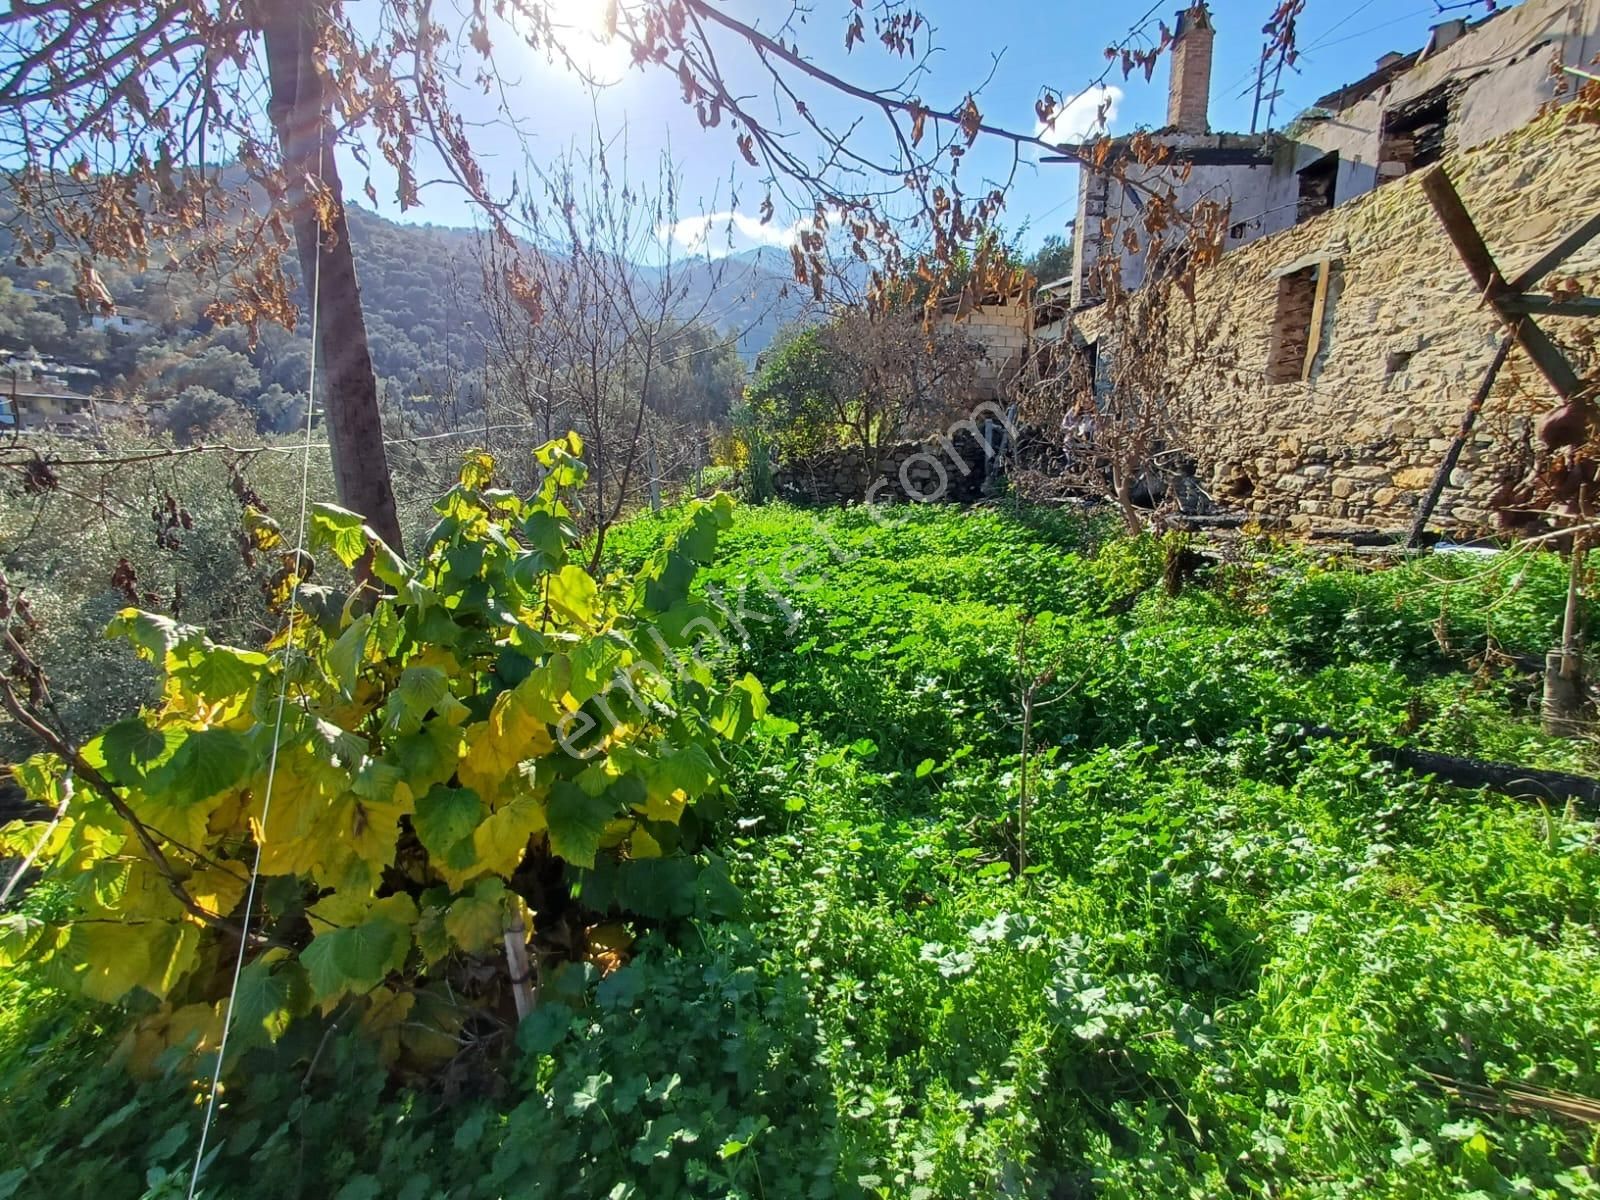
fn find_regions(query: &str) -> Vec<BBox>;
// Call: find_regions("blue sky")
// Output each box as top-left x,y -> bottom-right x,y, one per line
379,0 -> 1507,256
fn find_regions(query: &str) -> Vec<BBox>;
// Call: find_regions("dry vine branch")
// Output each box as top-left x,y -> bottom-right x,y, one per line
1017,257 -> 1232,531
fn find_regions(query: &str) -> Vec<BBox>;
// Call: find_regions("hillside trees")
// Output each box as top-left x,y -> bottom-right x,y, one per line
160,385 -> 245,445
135,343 -> 259,400
0,278 -> 68,350
747,309 -> 985,477
474,152 -> 749,562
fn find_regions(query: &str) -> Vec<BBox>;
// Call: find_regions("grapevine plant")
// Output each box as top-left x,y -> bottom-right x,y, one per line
0,436 -> 764,1069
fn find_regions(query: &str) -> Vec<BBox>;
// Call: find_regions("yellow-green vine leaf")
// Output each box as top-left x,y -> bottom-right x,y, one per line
0,912 -> 62,968
309,503 -> 409,587
67,920 -> 199,1003
414,905 -> 451,968
105,609 -> 204,665
412,784 -> 485,871
100,718 -> 185,783
460,450 -> 495,492
358,986 -> 416,1065
521,510 -> 575,558
382,666 -> 452,736
231,953 -> 311,1048
309,503 -> 370,568
149,728 -> 252,808
368,540 -> 409,590
300,895 -> 417,1006
546,565 -> 599,625
469,794 -> 548,882
512,656 -> 573,724
385,720 -> 465,803
327,614 -> 374,700
444,877 -> 507,954
172,643 -> 270,706
711,674 -> 768,740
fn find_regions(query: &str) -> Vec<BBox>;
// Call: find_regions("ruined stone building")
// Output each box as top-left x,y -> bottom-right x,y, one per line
931,291 -> 1033,401
1074,0 -> 1600,306
1062,0 -> 1600,533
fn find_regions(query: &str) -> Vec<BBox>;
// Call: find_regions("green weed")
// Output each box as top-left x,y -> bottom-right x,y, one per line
5,502 -> 1598,1199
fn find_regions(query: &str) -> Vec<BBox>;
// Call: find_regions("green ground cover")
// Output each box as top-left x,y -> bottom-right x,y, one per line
4,500 -> 1598,1199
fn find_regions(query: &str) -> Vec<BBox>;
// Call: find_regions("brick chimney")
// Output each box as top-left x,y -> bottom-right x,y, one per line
1167,4 -> 1215,134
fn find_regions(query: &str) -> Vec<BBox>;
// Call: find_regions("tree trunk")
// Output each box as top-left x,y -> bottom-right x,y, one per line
261,0 -> 405,557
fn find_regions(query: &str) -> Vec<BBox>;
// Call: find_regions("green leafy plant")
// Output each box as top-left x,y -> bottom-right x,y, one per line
0,435 -> 764,1066
6,499 -> 1600,1200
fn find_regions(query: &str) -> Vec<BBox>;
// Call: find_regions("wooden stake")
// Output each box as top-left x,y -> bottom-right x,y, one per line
504,912 -> 535,1022
1544,542 -> 1587,738
1407,335 -> 1513,549
1420,167 -> 1582,401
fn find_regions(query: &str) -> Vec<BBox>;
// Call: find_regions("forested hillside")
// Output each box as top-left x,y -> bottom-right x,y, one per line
0,199 -> 809,445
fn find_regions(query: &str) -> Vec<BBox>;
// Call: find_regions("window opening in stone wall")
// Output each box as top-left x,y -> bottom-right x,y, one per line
1378,86 -> 1452,184
1074,338 -> 1099,395
1266,266 -> 1318,384
1296,152 -> 1338,222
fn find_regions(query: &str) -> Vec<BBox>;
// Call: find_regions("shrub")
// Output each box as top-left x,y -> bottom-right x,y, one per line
0,438 -> 765,1072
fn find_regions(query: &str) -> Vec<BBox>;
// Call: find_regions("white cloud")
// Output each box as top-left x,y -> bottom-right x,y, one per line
1035,84 -> 1123,144
660,210 -> 805,258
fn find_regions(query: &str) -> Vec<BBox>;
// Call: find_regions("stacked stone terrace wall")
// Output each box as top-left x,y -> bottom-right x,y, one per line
773,428 -> 995,506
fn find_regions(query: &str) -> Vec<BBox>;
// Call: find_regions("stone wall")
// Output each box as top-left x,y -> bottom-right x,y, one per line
774,428 -> 995,506
1074,107 -> 1600,533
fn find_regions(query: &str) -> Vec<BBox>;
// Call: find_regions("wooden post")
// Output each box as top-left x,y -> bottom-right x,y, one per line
1407,335 -> 1513,549
1300,261 -> 1331,382
1510,211 -> 1600,293
503,911 -> 535,1021
1545,543 -> 1586,737
1420,168 -> 1582,402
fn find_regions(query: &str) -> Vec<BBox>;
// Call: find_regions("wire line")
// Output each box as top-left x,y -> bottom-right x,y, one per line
185,145 -> 329,1200
0,421 -> 539,470
1298,0 -> 1382,56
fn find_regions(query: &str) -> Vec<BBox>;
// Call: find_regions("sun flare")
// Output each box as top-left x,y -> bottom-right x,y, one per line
533,0 -> 632,84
